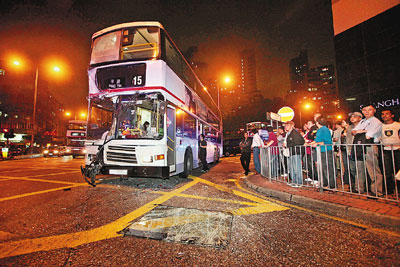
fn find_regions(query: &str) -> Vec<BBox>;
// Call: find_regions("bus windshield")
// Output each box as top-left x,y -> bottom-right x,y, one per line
87,97 -> 114,140
90,26 -> 160,65
115,93 -> 165,140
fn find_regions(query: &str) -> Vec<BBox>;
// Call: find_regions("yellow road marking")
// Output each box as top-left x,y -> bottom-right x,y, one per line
0,184 -> 87,202
189,176 -> 289,214
0,179 -> 199,259
231,203 -> 288,216
0,175 -> 81,185
150,191 -> 260,206
26,170 -> 81,178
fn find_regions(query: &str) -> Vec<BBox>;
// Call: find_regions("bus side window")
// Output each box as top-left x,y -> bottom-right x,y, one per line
165,37 -> 182,77
183,112 -> 196,139
176,109 -> 184,137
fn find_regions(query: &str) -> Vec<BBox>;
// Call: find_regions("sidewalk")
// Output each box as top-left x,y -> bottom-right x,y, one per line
244,174 -> 400,229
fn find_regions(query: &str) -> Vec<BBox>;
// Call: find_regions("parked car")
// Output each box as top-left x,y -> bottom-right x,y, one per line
43,146 -> 62,157
223,138 -> 242,157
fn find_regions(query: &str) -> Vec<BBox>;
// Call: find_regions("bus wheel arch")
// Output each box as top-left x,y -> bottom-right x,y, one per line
179,148 -> 193,178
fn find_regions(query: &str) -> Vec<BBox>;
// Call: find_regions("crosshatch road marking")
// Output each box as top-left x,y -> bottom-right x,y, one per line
0,175 -> 82,185
0,179 -> 200,259
0,183 -> 87,202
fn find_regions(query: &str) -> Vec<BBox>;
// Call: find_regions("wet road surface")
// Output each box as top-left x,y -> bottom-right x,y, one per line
0,156 -> 399,266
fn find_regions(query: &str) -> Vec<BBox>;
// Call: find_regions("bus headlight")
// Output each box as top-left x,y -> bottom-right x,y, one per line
54,150 -> 59,154
44,150 -> 49,154
66,149 -> 71,153
141,155 -> 153,163
82,149 -> 87,153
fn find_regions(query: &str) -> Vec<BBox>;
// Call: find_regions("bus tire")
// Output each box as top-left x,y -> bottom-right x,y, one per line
224,151 -> 230,157
179,150 -> 192,178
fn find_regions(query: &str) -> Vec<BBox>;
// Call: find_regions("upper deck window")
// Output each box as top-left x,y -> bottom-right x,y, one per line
90,26 -> 160,66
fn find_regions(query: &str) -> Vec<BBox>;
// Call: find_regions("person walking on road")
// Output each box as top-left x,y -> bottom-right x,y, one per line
199,134 -> 209,173
251,129 -> 264,174
284,121 -> 305,187
239,132 -> 252,175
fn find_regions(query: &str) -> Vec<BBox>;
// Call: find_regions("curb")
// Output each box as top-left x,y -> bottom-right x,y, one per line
243,177 -> 400,230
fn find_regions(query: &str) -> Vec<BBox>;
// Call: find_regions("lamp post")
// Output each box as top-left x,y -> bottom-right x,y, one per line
217,76 -> 231,109
10,58 -> 63,153
299,103 -> 311,126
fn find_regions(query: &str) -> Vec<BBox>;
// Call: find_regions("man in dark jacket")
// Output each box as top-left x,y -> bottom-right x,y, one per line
239,132 -> 252,175
284,121 -> 305,187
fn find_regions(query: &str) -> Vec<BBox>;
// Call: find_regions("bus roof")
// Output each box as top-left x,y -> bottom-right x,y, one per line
92,21 -> 164,39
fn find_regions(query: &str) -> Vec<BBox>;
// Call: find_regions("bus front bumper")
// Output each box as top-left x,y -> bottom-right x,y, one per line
95,165 -> 170,178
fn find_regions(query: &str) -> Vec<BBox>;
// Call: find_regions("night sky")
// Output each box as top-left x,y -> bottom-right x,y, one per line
0,0 -> 335,110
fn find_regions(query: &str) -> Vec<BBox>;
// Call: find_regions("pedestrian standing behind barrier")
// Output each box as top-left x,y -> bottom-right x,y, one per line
310,116 -> 335,189
277,126 -> 288,176
265,126 -> 279,178
284,121 -> 305,187
251,129 -> 264,174
340,119 -> 351,186
380,108 -> 400,195
239,132 -> 252,176
352,104 -> 383,197
348,112 -> 366,193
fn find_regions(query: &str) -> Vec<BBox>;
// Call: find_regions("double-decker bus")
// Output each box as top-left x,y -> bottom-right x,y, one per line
65,120 -> 86,158
83,22 -> 222,182
246,122 -> 269,141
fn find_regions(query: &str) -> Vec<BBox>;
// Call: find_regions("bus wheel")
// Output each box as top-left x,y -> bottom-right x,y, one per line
179,150 -> 192,178
224,151 -> 230,157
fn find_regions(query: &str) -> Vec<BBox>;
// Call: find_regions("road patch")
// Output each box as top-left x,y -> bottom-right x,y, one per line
123,205 -> 232,248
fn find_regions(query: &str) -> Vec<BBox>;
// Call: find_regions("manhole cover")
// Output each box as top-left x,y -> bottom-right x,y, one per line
122,205 -> 233,248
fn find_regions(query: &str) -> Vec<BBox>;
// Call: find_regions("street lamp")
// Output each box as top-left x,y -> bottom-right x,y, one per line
65,111 -> 87,120
217,76 -> 232,109
299,102 -> 312,126
9,57 -> 63,152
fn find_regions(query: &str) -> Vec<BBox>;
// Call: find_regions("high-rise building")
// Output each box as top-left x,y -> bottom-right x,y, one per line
240,49 -> 257,94
289,50 -> 309,93
286,52 -> 339,123
332,1 -> 400,115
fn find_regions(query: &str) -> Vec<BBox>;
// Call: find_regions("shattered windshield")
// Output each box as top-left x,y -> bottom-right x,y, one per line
87,97 -> 114,140
90,26 -> 160,65
115,93 -> 165,140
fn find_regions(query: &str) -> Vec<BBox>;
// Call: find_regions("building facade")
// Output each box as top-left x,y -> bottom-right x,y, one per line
333,1 -> 400,116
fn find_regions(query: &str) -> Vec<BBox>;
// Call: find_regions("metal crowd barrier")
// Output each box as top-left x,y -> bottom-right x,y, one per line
260,144 -> 400,203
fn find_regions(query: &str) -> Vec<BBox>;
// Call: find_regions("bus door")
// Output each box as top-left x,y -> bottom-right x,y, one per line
166,106 -> 176,172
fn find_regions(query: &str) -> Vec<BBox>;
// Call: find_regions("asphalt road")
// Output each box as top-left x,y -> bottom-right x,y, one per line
0,156 -> 399,266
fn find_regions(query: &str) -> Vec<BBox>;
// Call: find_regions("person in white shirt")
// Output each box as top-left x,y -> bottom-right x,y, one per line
352,104 -> 383,196
381,108 -> 400,195
251,129 -> 264,174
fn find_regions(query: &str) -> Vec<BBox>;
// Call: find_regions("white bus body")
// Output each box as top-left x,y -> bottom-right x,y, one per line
85,22 -> 222,178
